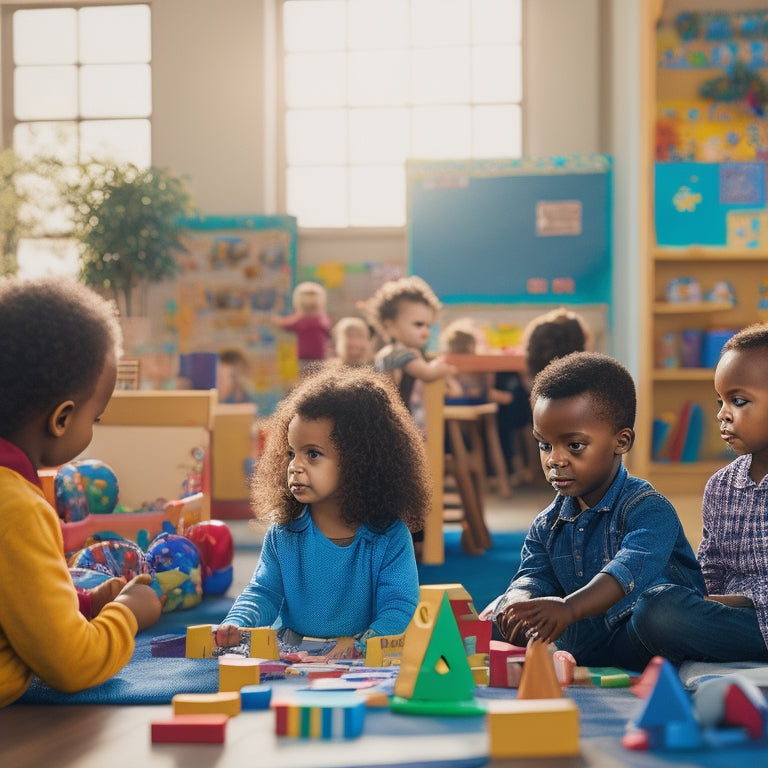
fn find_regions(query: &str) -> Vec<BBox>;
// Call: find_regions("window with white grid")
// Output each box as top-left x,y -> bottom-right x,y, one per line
3,3 -> 151,278
280,0 -> 523,229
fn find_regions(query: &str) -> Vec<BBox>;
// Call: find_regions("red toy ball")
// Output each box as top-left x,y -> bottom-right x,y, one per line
184,520 -> 234,595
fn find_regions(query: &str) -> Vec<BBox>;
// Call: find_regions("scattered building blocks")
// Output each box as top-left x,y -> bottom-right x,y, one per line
172,691 -> 241,717
273,692 -> 366,739
151,713 -> 228,744
241,627 -> 279,660
486,698 -> 579,758
218,655 -> 261,692
391,584 -> 484,715
517,640 -> 562,700
240,684 -> 272,710
623,658 -> 701,750
488,640 -> 526,688
185,624 -> 216,658
471,665 -> 489,686
553,650 -> 576,686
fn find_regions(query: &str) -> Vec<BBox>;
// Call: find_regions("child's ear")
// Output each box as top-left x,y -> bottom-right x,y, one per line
615,427 -> 635,455
47,401 -> 75,437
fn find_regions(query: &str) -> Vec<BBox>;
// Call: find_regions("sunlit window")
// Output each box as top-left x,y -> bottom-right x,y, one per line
6,3 -> 152,279
281,0 -> 523,228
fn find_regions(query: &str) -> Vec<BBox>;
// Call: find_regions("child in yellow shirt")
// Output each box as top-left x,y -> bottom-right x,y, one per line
0,277 -> 162,707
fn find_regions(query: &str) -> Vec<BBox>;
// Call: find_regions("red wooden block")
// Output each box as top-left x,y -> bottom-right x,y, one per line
151,713 -> 228,744
724,683 -> 766,740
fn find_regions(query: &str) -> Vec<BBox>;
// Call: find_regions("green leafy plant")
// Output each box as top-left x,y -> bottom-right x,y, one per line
0,148 -> 39,276
66,162 -> 193,316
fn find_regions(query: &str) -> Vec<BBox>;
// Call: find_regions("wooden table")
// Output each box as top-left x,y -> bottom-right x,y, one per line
421,352 -> 527,564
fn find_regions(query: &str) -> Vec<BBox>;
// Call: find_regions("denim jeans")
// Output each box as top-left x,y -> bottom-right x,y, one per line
628,584 -> 768,666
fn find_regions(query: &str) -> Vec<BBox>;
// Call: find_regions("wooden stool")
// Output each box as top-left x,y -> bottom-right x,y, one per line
443,402 -> 496,554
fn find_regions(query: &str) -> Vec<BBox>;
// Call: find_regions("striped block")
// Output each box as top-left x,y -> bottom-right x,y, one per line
273,693 -> 365,739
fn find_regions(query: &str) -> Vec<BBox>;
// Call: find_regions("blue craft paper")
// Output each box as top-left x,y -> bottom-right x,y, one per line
655,163 -> 724,246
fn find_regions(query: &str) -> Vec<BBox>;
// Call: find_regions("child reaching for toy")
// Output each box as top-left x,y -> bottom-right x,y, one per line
365,275 -> 456,431
0,278 -> 162,708
487,352 -> 706,670
214,365 -> 430,659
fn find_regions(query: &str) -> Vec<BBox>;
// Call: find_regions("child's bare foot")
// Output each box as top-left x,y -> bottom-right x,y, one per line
89,576 -> 127,616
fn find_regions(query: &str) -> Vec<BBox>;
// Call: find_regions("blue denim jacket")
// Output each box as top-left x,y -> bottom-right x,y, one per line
493,464 -> 705,633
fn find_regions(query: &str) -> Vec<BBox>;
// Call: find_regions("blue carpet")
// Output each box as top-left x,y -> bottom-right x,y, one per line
417,529 -> 525,614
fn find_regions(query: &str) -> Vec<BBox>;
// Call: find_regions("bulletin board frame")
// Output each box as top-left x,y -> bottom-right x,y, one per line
406,156 -> 613,308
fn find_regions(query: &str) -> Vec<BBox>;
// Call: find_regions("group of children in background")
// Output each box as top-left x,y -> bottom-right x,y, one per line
3,273 -> 768,710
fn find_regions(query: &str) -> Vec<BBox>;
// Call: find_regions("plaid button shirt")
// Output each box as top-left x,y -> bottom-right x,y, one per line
698,454 -> 768,650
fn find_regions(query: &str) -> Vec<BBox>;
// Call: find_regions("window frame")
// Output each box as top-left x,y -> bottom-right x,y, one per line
274,0 -> 526,234
1,0 -> 152,162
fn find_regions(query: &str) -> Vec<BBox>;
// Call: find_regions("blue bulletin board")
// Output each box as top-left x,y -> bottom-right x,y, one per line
407,155 -> 612,306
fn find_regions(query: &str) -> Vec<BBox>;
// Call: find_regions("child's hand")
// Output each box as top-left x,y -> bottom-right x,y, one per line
214,623 -> 243,648
113,574 -> 163,631
326,636 -> 361,660
495,604 -> 528,646
505,597 -> 576,644
89,576 -> 127,617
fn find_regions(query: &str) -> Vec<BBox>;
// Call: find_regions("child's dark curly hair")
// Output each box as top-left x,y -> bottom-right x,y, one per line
522,307 -> 593,378
0,277 -> 122,439
251,365 -> 431,532
363,275 -> 441,339
721,323 -> 768,355
530,351 -> 636,433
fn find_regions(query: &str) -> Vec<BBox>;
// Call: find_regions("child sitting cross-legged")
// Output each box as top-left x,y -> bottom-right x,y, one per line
486,351 -> 706,671
215,365 -> 430,660
0,278 -> 162,708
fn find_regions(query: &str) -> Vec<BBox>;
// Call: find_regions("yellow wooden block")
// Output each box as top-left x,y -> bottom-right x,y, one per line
486,698 -> 579,758
364,633 -> 405,667
471,666 -> 489,686
218,655 -> 261,692
172,692 -> 241,717
242,627 -> 280,660
185,624 -> 215,658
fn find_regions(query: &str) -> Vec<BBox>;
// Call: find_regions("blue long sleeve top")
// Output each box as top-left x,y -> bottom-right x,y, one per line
222,506 -> 419,639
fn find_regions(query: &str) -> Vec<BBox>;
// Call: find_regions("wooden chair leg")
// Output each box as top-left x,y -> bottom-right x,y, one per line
483,412 -> 512,498
446,419 -> 490,553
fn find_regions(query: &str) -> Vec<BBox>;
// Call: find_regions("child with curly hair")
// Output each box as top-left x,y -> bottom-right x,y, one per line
0,277 -> 162,707
365,275 -> 456,431
215,365 -> 430,659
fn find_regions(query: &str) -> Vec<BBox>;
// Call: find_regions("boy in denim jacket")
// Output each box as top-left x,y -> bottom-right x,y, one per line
489,352 -> 705,670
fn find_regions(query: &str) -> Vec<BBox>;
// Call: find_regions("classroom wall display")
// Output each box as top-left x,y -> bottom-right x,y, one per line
133,215 -> 298,415
406,156 -> 612,308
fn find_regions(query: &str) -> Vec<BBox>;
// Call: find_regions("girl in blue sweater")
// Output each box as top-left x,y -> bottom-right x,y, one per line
215,365 -> 430,659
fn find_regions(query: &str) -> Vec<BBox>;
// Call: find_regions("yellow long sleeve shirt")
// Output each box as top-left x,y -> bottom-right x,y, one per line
0,461 -> 138,707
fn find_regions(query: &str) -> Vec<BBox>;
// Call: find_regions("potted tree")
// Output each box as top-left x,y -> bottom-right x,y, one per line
65,161 -> 193,317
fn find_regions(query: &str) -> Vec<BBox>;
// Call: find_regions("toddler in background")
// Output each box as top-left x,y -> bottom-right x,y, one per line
215,365 -> 430,659
365,275 -> 456,432
438,318 -> 512,406
497,307 -> 593,486
217,348 -> 258,404
0,277 -> 162,707
273,281 -> 331,373
330,316 -> 374,367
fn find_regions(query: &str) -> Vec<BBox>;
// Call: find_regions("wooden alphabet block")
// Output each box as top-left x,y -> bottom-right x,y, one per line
241,627 -> 279,660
